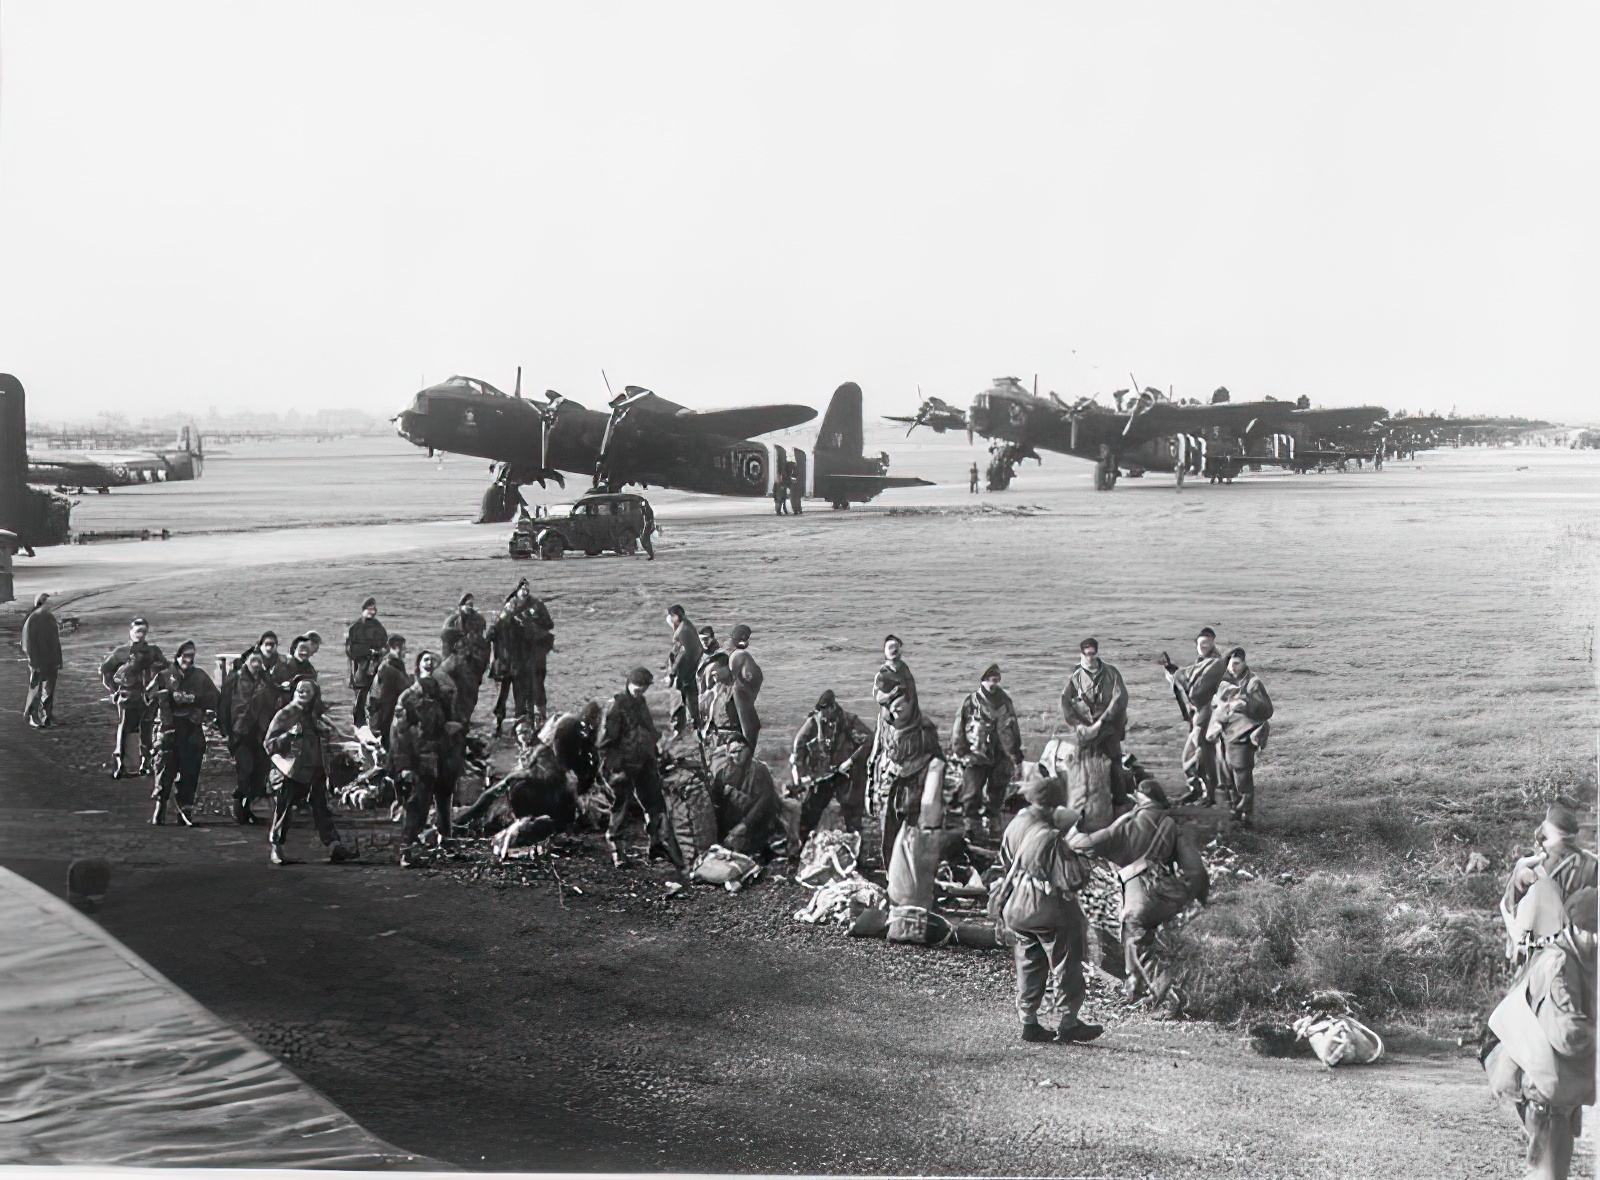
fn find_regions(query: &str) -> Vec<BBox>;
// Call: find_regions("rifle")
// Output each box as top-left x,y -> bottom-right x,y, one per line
1159,651 -> 1194,725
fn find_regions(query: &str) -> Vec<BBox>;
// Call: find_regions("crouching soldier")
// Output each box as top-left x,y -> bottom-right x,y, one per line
391,650 -> 465,867
149,640 -> 220,826
1208,647 -> 1273,825
789,689 -> 872,847
597,667 -> 676,868
1483,887 -> 1597,1180
1069,778 -> 1209,1010
951,664 -> 1022,843
995,773 -> 1103,1045
264,680 -> 350,865
345,597 -> 388,727
229,647 -> 279,824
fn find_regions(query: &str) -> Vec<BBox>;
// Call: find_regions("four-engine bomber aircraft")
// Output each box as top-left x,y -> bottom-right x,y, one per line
396,374 -> 930,520
890,378 -> 1391,490
27,425 -> 204,493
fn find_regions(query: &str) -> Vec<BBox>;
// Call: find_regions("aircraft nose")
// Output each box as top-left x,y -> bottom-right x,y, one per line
394,392 -> 429,443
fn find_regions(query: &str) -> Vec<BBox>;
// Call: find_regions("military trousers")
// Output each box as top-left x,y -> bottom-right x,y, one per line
1220,739 -> 1256,820
400,765 -> 459,845
269,770 -> 340,850
1011,907 -> 1087,1025
956,760 -> 1012,836
232,733 -> 271,805
154,721 -> 207,810
25,666 -> 57,724
114,701 -> 154,772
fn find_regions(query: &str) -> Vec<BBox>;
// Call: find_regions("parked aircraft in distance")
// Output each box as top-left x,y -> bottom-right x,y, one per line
27,426 -> 204,493
396,374 -> 930,520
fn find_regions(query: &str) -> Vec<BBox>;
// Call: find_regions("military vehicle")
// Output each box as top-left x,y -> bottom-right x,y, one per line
509,491 -> 651,560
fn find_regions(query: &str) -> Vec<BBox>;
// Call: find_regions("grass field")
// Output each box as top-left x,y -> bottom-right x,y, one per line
6,438 -> 1597,1173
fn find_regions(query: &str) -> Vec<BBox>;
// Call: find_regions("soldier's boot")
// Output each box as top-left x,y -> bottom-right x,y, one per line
149,797 -> 166,825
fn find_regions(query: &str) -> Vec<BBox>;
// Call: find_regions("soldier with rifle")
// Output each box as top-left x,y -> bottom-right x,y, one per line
344,597 -> 388,728
99,617 -> 169,779
1160,627 -> 1227,805
789,689 -> 873,849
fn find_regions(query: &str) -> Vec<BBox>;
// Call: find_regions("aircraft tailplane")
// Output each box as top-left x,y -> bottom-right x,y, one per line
816,382 -> 864,457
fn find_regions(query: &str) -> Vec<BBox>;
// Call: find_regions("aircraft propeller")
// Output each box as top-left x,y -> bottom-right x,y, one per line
594,383 -> 654,487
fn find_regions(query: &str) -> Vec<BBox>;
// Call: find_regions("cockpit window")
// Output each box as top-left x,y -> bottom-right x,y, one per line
440,375 -> 509,398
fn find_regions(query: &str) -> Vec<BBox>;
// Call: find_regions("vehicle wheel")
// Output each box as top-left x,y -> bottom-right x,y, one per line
539,534 -> 566,560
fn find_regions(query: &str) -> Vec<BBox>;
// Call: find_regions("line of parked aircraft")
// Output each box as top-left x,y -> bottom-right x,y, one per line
395,372 -> 1550,512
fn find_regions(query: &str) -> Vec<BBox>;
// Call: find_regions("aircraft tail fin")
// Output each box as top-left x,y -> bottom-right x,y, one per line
816,382 -> 864,457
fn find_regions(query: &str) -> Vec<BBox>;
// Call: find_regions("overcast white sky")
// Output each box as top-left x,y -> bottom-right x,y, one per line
1,3 -> 1595,423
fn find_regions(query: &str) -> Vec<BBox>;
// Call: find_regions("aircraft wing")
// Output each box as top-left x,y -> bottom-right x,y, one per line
1292,405 -> 1390,430
663,404 -> 818,439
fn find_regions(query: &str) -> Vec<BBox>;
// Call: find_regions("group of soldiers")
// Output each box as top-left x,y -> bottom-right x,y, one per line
88,579 -> 557,866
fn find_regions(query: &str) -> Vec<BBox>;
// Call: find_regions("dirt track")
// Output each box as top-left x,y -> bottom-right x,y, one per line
4,440 -> 1596,1175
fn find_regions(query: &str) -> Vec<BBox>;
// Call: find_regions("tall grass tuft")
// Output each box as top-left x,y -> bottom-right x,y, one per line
1163,872 -> 1508,1023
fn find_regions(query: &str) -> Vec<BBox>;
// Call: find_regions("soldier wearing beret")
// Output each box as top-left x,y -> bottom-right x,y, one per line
1060,638 -> 1128,768
790,689 -> 874,846
951,663 -> 1022,843
150,639 -> 220,826
597,666 -> 674,868
344,596 -> 388,727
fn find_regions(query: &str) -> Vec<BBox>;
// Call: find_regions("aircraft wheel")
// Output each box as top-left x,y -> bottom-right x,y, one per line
538,534 -> 566,561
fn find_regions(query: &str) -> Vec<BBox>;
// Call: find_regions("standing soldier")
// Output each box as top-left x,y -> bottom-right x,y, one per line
639,499 -> 658,561
21,592 -> 61,729
870,634 -> 944,869
391,650 -> 465,867
491,581 -> 555,735
728,623 -> 763,753
1210,646 -> 1273,826
665,605 -> 704,733
696,626 -> 728,716
229,647 -> 279,825
969,462 -> 980,494
99,617 -> 169,779
264,680 -> 350,865
280,634 -> 318,693
597,666 -> 674,868
1162,627 -> 1227,804
950,664 -> 1023,842
149,640 -> 220,827
344,597 -> 388,728
365,635 -> 410,754
788,465 -> 804,515
772,471 -> 788,515
1500,803 -> 1598,965
1060,638 -> 1129,767
256,631 -> 287,704
789,689 -> 873,847
997,773 -> 1102,1045
441,592 -> 490,723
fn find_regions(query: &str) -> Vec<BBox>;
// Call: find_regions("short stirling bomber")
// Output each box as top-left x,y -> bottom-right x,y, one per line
396,374 -> 930,520
891,377 -> 1392,490
27,425 -> 205,494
